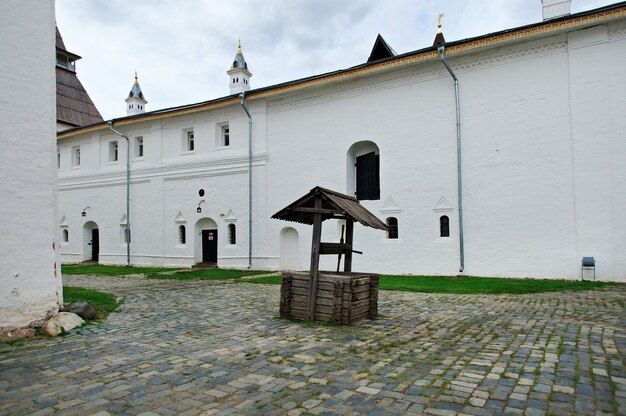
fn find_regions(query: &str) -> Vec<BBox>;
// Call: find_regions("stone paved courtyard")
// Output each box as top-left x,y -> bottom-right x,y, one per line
1,275 -> 625,416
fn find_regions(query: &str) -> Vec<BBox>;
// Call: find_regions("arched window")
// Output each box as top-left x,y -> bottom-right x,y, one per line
62,229 -> 69,243
179,225 -> 186,244
228,223 -> 236,245
387,217 -> 398,239
440,215 -> 450,238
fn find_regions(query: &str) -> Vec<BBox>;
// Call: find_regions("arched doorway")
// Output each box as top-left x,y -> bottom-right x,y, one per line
346,140 -> 380,200
194,217 -> 218,264
83,221 -> 99,262
279,227 -> 299,270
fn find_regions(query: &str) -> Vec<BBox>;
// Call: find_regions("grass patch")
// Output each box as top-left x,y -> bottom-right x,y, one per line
63,286 -> 120,320
240,275 -> 282,284
146,268 -> 271,281
379,275 -> 614,294
62,264 -> 178,276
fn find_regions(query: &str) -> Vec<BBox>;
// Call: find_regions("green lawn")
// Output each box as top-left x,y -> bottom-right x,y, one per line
62,264 -> 178,276
146,268 -> 271,280
240,274 -> 614,295
63,286 -> 120,320
240,275 -> 283,284
379,275 -> 613,294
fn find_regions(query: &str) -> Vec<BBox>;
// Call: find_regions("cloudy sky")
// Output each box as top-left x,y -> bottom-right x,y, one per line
56,0 -> 614,120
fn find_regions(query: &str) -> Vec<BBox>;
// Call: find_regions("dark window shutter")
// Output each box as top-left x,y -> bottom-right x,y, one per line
440,216 -> 450,237
356,151 -> 380,200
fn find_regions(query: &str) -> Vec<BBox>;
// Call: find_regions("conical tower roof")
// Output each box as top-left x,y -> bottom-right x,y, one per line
127,72 -> 146,101
230,39 -> 249,71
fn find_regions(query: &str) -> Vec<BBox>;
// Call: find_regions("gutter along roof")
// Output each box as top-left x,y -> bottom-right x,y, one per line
58,2 -> 626,140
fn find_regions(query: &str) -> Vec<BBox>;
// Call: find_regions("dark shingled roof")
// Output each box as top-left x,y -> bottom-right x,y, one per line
272,187 -> 388,231
367,34 -> 397,63
56,27 -> 103,128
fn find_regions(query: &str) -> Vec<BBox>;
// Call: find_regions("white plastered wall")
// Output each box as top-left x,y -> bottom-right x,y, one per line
0,1 -> 62,329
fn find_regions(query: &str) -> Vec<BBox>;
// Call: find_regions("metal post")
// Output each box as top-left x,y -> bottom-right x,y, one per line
239,93 -> 253,269
438,46 -> 465,273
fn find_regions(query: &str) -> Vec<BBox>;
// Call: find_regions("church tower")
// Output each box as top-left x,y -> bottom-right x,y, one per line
125,72 -> 147,116
227,39 -> 252,95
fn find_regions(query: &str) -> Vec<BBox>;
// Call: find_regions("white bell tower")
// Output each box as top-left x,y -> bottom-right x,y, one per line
227,39 -> 252,95
125,71 -> 147,116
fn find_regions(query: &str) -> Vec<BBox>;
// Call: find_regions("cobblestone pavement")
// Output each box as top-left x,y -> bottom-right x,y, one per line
1,276 -> 625,416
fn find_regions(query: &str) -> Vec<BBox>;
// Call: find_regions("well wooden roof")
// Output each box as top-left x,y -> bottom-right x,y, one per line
272,187 -> 388,231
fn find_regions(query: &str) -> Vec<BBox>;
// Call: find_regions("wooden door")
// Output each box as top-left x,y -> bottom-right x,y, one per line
91,229 -> 99,262
202,229 -> 218,263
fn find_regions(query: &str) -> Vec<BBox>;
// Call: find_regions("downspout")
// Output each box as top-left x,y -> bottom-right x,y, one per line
239,92 -> 253,269
107,121 -> 131,266
438,46 -> 465,273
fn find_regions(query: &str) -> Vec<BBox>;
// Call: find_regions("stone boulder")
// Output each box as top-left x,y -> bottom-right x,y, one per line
0,328 -> 36,342
41,312 -> 84,337
64,301 -> 96,320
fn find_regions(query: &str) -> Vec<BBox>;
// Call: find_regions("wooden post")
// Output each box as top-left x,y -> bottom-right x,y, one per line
369,274 -> 379,319
279,273 -> 292,319
307,195 -> 323,321
344,219 -> 354,272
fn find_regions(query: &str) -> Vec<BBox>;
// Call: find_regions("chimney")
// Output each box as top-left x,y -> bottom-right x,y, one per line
542,0 -> 571,21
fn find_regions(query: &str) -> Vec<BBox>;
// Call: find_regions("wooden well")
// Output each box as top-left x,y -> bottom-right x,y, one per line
272,187 -> 388,324
280,271 -> 379,325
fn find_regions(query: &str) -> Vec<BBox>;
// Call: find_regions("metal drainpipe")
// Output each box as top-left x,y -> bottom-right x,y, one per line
107,121 -> 131,266
438,46 -> 465,273
239,92 -> 253,269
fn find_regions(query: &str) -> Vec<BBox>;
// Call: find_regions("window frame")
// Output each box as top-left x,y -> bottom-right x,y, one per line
72,146 -> 81,167
178,224 -> 187,245
228,223 -> 236,245
109,140 -> 119,163
134,136 -> 144,159
386,217 -> 398,239
439,215 -> 450,238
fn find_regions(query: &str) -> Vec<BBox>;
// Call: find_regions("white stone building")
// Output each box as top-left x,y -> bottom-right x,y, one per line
1,0 -> 62,331
57,1 -> 626,282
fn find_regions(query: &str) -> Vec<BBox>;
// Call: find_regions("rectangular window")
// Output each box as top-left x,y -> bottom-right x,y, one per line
57,151 -> 61,169
109,141 -> 118,162
355,151 -> 380,200
135,136 -> 144,158
72,146 -> 81,167
222,125 -> 230,147
186,130 -> 195,152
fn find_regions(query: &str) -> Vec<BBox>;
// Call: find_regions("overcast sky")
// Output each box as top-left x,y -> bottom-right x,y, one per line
56,0 -> 614,120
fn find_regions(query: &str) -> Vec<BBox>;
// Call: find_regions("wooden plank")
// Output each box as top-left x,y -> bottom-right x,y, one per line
290,207 -> 342,215
319,242 -> 352,255
308,195 -> 323,321
344,219 -> 353,272
352,290 -> 372,301
352,285 -> 371,295
351,299 -> 370,309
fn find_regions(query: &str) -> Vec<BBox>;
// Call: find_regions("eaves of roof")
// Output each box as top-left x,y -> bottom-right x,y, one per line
58,2 -> 626,140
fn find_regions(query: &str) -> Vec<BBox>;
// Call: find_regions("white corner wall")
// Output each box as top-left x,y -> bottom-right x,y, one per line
0,1 -> 62,329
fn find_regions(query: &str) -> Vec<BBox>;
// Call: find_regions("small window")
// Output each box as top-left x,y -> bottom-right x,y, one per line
185,129 -> 195,152
228,223 -> 236,245
387,217 -> 398,239
72,146 -> 81,166
135,136 -> 144,158
178,225 -> 186,245
440,215 -> 450,238
57,151 -> 61,169
109,141 -> 118,162
222,125 -> 230,147
62,228 -> 69,243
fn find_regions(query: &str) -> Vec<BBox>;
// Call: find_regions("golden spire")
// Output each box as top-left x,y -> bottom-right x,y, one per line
134,70 -> 138,83
236,37 -> 242,54
437,13 -> 444,34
